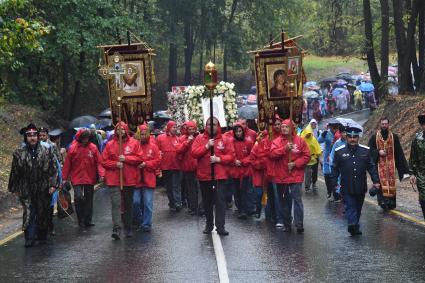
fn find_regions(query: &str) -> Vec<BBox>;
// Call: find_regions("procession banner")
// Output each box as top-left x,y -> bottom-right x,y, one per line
97,43 -> 155,132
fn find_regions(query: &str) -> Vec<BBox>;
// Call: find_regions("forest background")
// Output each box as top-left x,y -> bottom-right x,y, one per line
1,0 -> 424,119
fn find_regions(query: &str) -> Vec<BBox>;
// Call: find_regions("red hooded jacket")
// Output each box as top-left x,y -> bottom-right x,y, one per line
250,130 -> 268,187
263,120 -> 283,181
136,125 -> 161,189
156,121 -> 180,170
245,128 -> 258,144
176,121 -> 198,172
229,124 -> 253,178
101,122 -> 142,187
270,119 -> 311,184
191,119 -> 235,181
62,130 -> 104,186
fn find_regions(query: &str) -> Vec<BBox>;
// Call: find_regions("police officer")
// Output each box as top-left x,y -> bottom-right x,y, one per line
331,125 -> 380,236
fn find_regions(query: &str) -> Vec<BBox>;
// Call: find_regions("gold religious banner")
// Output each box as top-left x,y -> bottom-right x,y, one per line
97,42 -> 155,132
248,32 -> 306,133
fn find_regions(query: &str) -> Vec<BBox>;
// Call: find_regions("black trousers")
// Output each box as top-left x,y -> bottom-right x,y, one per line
74,185 -> 94,225
311,162 -> 318,185
324,174 -> 340,200
199,180 -> 226,230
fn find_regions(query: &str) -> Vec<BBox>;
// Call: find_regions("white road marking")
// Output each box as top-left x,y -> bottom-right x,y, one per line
212,231 -> 230,283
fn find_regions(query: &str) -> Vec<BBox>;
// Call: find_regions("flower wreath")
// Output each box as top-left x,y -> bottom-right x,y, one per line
184,81 -> 238,129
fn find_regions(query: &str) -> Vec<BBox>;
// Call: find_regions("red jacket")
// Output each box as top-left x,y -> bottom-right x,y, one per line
229,137 -> 253,178
245,128 -> 257,144
136,140 -> 161,189
101,122 -> 142,187
270,123 -> 310,184
156,121 -> 180,171
176,134 -> 198,172
191,122 -> 235,181
250,132 -> 269,187
62,142 -> 104,186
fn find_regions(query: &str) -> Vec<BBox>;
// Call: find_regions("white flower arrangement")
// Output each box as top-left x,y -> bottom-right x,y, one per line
183,81 -> 238,129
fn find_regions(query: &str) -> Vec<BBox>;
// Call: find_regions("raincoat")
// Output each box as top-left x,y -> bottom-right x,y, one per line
191,119 -> 235,181
101,122 -> 142,187
176,121 -> 198,172
136,124 -> 161,189
156,121 -> 180,171
300,124 -> 322,166
229,124 -> 253,178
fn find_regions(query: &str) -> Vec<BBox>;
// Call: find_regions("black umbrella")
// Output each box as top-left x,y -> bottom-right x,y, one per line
320,77 -> 337,86
98,108 -> 111,119
68,115 -> 97,129
238,105 -> 258,120
49,128 -> 64,137
95,118 -> 112,130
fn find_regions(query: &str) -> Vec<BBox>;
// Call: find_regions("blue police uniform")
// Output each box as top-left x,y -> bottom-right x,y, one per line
330,127 -> 379,236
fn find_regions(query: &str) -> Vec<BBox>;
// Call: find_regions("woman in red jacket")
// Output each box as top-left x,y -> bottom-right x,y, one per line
270,119 -> 310,233
102,122 -> 142,239
230,123 -> 254,220
191,117 -> 235,236
250,130 -> 268,218
133,124 -> 161,232
62,129 -> 104,228
176,121 -> 200,215
156,120 -> 182,211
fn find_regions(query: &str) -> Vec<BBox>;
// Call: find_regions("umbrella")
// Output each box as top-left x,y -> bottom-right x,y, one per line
320,77 -> 338,85
95,118 -> 112,130
336,72 -> 353,82
360,82 -> 375,92
98,108 -> 111,119
49,128 -> 63,137
249,86 -> 257,94
153,110 -> 171,119
68,115 -> 97,129
304,91 -> 320,99
327,118 -> 342,126
238,105 -> 258,120
335,79 -> 348,86
332,88 -> 345,97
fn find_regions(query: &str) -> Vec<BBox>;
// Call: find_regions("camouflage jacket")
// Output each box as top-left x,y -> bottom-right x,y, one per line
8,143 -> 58,199
409,131 -> 425,199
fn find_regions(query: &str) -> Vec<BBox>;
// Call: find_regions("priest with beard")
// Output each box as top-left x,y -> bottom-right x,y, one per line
368,117 -> 410,210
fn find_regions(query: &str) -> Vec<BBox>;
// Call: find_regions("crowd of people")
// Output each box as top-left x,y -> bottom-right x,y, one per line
7,112 -> 425,247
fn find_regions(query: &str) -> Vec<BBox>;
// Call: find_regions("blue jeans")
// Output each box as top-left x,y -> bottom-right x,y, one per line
163,170 -> 182,208
265,182 -> 281,222
133,188 -> 154,227
343,193 -> 365,228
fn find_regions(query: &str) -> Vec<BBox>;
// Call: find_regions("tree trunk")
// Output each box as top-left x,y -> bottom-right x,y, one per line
363,0 -> 381,97
183,22 -> 195,85
393,0 -> 415,94
199,41 -> 203,82
68,50 -> 85,120
380,0 -> 389,95
168,9 -> 178,89
223,47 -> 227,82
61,53 -> 70,117
418,0 -> 425,92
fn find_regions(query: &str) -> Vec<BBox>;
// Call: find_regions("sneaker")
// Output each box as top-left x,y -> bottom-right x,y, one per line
216,229 -> 229,236
275,223 -> 284,228
111,226 -> 121,240
142,226 -> 151,232
203,225 -> 214,234
237,213 -> 248,220
327,192 -> 332,199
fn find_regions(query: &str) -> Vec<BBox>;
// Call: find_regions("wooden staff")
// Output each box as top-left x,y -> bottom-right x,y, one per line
117,95 -> 124,191
288,81 -> 295,171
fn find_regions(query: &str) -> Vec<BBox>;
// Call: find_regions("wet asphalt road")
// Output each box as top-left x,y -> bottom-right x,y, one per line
1,181 -> 425,283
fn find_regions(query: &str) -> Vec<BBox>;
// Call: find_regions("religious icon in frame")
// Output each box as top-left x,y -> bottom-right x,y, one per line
265,60 -> 290,100
287,56 -> 300,77
121,60 -> 147,97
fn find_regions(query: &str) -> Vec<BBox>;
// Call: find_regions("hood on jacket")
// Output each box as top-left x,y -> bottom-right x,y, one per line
205,117 -> 222,138
232,122 -> 245,141
282,119 -> 297,137
166,120 -> 177,135
185,120 -> 197,129
137,123 -> 151,143
75,128 -> 91,143
114,121 -> 129,140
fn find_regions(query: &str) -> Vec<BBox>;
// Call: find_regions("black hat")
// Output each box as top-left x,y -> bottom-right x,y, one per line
39,127 -> 49,134
19,123 -> 38,136
418,113 -> 425,125
345,126 -> 362,136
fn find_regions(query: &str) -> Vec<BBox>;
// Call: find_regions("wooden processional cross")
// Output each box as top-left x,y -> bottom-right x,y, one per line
98,52 -> 137,190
